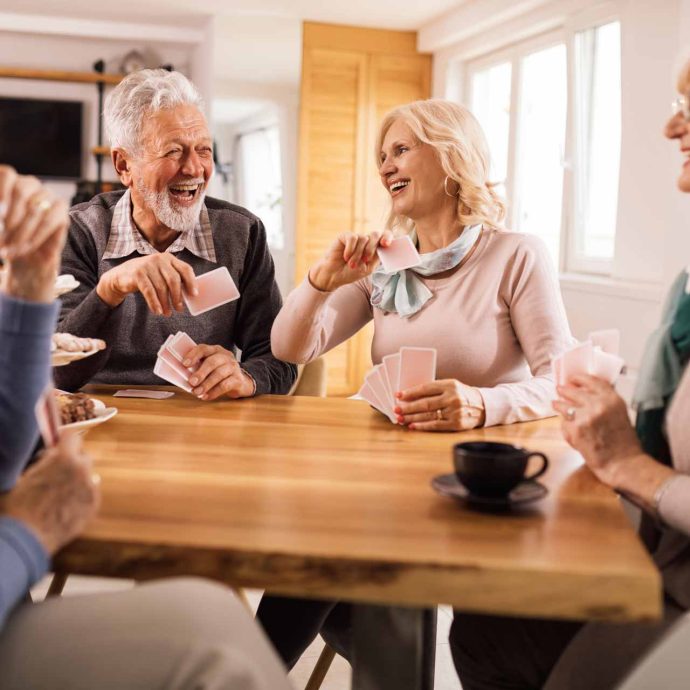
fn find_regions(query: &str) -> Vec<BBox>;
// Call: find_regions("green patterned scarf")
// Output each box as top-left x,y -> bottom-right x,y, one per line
633,269 -> 690,465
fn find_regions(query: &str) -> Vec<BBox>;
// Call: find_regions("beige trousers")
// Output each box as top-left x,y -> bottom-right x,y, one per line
0,578 -> 291,690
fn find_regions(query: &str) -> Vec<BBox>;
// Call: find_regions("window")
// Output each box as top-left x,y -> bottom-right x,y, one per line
467,20 -> 621,274
573,21 -> 621,266
471,61 -> 511,198
514,44 -> 567,265
236,126 -> 284,250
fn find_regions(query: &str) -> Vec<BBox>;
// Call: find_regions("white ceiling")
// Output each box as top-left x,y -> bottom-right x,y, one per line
0,0 -> 469,31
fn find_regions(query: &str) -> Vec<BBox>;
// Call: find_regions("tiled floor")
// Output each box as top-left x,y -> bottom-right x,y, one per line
31,576 -> 462,689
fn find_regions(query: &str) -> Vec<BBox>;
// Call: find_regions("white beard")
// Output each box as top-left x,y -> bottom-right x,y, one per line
135,178 -> 206,233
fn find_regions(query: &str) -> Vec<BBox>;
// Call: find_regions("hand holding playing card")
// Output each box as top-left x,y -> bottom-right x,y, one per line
96,252 -> 198,315
308,230 -> 395,292
0,165 -> 69,303
552,374 -> 646,485
184,344 -> 255,400
395,379 -> 486,431
2,432 -> 100,555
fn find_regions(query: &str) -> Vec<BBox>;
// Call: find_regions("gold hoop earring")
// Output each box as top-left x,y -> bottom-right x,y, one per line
444,176 -> 459,198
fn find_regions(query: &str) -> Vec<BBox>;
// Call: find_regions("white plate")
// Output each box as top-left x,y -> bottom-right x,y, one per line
51,344 -> 103,367
59,397 -> 118,432
54,274 -> 80,297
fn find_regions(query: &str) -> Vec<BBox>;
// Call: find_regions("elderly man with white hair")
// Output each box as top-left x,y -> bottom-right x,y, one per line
56,69 -> 296,398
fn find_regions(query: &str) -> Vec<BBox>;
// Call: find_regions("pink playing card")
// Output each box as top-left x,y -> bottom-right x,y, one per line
365,366 -> 397,423
169,332 -> 198,366
183,267 -> 240,316
35,384 -> 60,446
560,342 -> 593,384
398,347 -> 437,392
589,329 -> 620,356
378,360 -> 395,410
358,381 -> 387,416
154,357 -> 193,393
114,389 -> 176,399
158,348 -> 193,382
383,353 -> 401,397
590,348 -> 625,384
376,236 -> 421,273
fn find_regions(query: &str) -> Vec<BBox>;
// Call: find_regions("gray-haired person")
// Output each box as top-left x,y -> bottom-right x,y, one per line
0,165 -> 292,690
55,69 -> 296,399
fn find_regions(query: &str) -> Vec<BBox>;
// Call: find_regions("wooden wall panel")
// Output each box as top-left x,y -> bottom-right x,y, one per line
297,23 -> 431,395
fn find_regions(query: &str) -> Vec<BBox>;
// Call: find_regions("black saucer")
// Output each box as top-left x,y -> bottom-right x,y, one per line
431,473 -> 548,508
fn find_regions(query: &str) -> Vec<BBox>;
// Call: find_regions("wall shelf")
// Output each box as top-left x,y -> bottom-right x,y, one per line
0,66 -> 123,84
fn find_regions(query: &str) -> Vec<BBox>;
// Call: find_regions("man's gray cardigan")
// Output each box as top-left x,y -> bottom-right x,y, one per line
55,191 -> 296,395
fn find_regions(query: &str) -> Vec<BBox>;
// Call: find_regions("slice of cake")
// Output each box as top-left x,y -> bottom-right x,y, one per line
55,392 -> 96,425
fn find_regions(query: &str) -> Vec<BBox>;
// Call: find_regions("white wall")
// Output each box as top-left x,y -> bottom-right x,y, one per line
422,0 -> 690,392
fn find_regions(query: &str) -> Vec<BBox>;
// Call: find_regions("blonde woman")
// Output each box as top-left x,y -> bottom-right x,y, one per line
272,98 -> 573,431
258,99 -> 574,668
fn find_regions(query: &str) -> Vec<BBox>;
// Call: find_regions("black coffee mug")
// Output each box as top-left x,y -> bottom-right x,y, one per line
453,441 -> 549,498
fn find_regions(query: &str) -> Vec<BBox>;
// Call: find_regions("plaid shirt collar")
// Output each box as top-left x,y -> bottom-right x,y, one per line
103,189 -> 217,262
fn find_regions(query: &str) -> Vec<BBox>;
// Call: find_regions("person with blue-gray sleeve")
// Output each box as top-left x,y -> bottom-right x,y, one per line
0,165 -> 292,690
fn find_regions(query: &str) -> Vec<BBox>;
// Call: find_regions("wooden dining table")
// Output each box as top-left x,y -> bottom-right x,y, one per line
54,387 -> 661,690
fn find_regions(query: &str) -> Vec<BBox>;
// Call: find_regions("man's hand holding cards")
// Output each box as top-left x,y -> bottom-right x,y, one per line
154,332 -> 254,400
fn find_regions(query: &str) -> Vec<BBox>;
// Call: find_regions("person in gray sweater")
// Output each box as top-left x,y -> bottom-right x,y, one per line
56,68 -> 296,399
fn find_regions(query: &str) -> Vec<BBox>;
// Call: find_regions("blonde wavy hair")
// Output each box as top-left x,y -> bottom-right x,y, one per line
374,99 -> 506,233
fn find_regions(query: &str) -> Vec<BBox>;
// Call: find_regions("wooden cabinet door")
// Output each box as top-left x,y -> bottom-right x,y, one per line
362,54 -> 433,237
296,25 -> 432,396
296,48 -> 368,396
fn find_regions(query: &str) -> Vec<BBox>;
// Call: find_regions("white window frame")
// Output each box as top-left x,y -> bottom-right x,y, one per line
464,3 -> 621,276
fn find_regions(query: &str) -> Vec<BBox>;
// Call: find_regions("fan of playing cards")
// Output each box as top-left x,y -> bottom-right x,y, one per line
154,332 -> 199,392
358,346 -> 437,423
552,329 -> 625,386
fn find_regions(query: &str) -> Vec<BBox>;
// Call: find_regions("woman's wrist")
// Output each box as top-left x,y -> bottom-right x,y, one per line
604,453 -> 675,513
461,386 -> 486,428
308,264 -> 336,293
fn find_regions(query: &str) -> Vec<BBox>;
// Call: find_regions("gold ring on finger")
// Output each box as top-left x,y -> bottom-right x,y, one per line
30,196 -> 52,213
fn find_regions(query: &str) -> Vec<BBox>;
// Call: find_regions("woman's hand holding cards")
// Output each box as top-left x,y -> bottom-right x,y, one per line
395,379 -> 486,431
308,230 -> 394,292
184,344 -> 255,400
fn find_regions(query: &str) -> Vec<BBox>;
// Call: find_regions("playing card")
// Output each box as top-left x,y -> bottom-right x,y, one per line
154,357 -> 193,393
398,347 -> 437,392
383,353 -> 401,398
168,332 -> 198,368
590,348 -> 625,384
114,389 -> 176,399
158,347 -> 193,382
365,366 -> 397,423
376,236 -> 421,273
560,342 -> 593,383
378,359 -> 396,409
183,267 -> 240,316
35,384 -> 60,446
589,329 -> 620,356
358,381 -> 387,416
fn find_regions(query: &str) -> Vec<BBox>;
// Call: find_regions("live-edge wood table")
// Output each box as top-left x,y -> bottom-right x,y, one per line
54,388 -> 661,689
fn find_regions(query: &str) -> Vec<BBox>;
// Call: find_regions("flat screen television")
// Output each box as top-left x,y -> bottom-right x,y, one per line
0,96 -> 83,179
